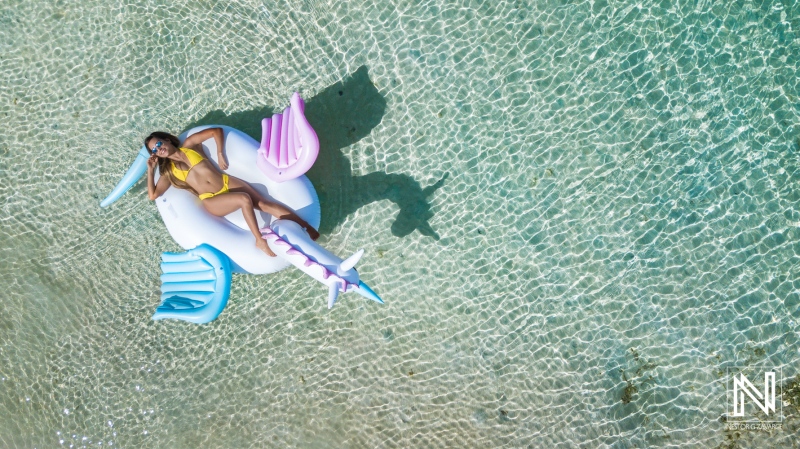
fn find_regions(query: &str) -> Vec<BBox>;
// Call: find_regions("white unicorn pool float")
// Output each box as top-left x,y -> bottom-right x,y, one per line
101,93 -> 383,323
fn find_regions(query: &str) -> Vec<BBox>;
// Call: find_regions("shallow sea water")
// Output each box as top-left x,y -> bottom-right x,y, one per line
1,0 -> 799,447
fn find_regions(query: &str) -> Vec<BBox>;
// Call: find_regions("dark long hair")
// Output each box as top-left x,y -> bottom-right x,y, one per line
144,131 -> 198,195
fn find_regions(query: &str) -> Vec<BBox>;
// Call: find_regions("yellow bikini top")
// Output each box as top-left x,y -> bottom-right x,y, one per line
171,147 -> 205,181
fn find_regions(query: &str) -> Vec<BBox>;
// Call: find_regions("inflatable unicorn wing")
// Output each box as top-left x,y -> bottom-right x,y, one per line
257,92 -> 319,183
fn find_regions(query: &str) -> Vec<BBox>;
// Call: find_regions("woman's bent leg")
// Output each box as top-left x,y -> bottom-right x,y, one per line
202,192 -> 275,256
227,177 -> 320,240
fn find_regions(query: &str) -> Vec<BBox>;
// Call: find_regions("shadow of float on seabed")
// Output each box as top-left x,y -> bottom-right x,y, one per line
188,65 -> 447,240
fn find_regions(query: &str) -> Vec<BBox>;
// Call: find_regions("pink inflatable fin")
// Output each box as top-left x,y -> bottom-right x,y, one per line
256,92 -> 319,182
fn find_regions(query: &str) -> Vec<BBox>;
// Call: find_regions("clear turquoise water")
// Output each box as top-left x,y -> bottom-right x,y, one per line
1,0 -> 799,447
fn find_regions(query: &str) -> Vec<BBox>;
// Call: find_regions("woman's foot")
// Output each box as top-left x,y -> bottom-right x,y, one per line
256,238 -> 276,257
306,226 -> 320,241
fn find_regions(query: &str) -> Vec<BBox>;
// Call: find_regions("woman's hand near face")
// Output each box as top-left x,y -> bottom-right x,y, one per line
147,155 -> 158,171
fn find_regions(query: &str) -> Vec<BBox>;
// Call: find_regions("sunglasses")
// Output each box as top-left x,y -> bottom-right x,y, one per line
150,140 -> 163,154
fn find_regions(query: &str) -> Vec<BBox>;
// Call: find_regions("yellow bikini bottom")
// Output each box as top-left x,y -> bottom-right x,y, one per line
198,174 -> 230,200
